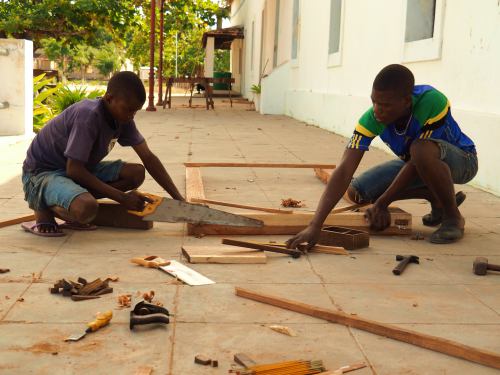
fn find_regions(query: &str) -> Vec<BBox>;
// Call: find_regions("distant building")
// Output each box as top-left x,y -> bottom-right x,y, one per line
229,0 -> 500,195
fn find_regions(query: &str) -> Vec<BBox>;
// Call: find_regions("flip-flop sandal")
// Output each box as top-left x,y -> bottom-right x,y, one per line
422,191 -> 466,227
59,222 -> 98,231
430,221 -> 464,244
21,221 -> 66,237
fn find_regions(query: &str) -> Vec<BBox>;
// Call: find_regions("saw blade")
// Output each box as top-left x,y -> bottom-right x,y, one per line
142,198 -> 264,227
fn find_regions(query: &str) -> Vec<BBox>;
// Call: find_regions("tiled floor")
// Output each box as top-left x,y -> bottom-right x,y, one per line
0,98 -> 498,374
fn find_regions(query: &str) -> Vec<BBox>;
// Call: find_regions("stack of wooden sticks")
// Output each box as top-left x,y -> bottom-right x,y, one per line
240,359 -> 325,375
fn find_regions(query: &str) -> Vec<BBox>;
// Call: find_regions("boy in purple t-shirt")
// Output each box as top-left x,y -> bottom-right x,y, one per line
22,71 -> 184,236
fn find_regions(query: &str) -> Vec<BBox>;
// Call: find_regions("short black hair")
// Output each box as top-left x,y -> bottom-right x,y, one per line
107,71 -> 146,104
373,64 -> 415,96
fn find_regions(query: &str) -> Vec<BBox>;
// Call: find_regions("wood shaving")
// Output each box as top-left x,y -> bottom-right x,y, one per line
0,268 -> 10,274
143,290 -> 155,303
268,324 -> 297,337
281,198 -> 305,208
17,298 -> 24,302
106,275 -> 119,282
117,294 -> 132,308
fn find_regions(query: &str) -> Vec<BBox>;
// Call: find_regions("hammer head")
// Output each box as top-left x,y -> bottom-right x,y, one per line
396,255 -> 419,263
473,257 -> 488,276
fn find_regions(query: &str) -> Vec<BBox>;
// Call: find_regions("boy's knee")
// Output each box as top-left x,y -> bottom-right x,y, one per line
410,139 -> 440,162
122,163 -> 145,188
70,193 -> 98,223
346,185 -> 365,204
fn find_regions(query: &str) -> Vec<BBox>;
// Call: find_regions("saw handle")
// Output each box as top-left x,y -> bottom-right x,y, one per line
130,256 -> 170,268
127,192 -> 163,217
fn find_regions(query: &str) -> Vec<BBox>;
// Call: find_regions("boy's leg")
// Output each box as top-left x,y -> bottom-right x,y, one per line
87,161 -> 145,198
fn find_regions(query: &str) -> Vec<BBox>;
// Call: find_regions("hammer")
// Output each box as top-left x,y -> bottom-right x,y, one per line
393,255 -> 419,275
473,257 -> 500,276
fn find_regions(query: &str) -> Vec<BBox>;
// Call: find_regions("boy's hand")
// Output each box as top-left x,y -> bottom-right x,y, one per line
121,191 -> 153,211
364,204 -> 391,231
286,225 -> 322,252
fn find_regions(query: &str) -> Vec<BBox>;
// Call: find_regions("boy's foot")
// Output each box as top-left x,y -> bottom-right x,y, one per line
429,218 -> 465,244
59,221 -> 98,231
422,191 -> 466,227
21,221 -> 66,237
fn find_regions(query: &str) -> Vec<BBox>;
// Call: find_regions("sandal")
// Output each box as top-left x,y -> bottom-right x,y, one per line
59,221 -> 98,231
422,191 -> 466,227
21,221 -> 66,237
430,220 -> 464,244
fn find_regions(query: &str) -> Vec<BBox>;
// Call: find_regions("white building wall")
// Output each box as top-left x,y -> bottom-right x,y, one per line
232,0 -> 500,195
0,39 -> 33,140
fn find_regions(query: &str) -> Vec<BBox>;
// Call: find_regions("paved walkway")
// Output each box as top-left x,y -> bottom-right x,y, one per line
0,98 -> 499,374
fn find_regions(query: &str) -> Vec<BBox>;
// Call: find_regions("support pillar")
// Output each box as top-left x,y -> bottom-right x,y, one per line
146,0 -> 157,112
204,36 -> 215,78
156,0 -> 164,106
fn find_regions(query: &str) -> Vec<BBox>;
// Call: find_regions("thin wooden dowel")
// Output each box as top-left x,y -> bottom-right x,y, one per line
184,162 -> 337,169
0,214 -> 35,229
191,198 -> 293,214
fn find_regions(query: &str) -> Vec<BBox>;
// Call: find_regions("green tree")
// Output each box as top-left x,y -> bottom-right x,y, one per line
0,0 -> 142,49
40,37 -> 71,80
94,44 -> 122,78
70,44 -> 97,82
214,50 -> 230,72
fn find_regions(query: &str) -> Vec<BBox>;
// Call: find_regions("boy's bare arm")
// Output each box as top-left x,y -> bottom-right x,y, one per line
286,148 -> 365,249
66,160 -> 146,210
132,141 -> 185,201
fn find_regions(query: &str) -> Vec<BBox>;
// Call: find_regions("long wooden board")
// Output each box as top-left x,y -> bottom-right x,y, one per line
181,245 -> 267,264
235,287 -> 500,370
191,197 -> 292,214
184,162 -> 337,169
92,201 -> 153,230
187,207 -> 411,236
0,214 -> 35,229
185,167 -> 206,202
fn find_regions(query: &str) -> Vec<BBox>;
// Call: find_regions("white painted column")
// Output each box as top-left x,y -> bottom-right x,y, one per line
0,39 -> 33,137
204,37 -> 215,78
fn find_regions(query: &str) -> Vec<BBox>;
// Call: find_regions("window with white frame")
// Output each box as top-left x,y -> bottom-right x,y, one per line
402,0 -> 445,62
405,0 -> 436,42
291,0 -> 300,60
328,0 -> 344,67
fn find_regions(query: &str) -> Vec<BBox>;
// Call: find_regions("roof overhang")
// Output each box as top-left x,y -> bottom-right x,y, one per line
202,26 -> 244,50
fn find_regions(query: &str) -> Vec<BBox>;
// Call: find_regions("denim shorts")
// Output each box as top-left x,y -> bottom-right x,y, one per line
22,160 -> 124,211
351,140 -> 478,203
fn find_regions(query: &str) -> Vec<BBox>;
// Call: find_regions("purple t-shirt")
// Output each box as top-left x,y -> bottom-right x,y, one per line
23,99 -> 145,173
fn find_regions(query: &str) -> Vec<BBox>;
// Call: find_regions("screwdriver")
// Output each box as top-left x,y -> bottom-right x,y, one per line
65,310 -> 113,341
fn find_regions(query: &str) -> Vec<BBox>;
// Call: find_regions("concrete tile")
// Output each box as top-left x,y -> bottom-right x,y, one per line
465,284 -> 500,314
324,284 -> 500,324
0,251 -> 53,284
172,323 -> 371,374
309,253 -> 452,285
0,322 -> 171,375
42,252 -> 182,284
353,324 -> 500,374
432,255 -> 500,285
176,283 -> 334,324
4,282 -> 177,324
0,283 -> 29,320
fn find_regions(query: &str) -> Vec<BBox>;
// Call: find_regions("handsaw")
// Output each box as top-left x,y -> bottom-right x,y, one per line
128,193 -> 264,227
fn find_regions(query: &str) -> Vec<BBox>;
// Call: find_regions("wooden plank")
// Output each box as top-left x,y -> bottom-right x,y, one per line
314,168 -> 333,184
92,201 -> 153,230
187,207 -> 411,236
0,214 -> 36,229
190,197 -> 293,214
185,167 -> 206,202
184,162 -> 337,169
235,287 -> 500,370
181,245 -> 267,264
222,238 -> 302,258
330,203 -> 369,214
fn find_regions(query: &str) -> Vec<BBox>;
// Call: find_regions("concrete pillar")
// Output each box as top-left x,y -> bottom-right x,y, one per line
204,37 -> 215,77
0,39 -> 33,137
